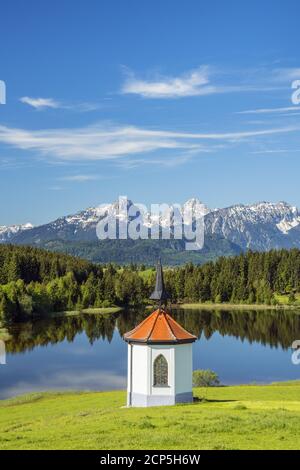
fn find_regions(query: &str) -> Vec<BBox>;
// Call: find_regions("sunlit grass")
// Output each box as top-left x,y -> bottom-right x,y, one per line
274,293 -> 300,305
47,306 -> 123,318
1,382 -> 300,450
179,300 -> 300,310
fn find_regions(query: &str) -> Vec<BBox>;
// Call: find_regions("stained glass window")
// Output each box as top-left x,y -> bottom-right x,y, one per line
153,354 -> 168,386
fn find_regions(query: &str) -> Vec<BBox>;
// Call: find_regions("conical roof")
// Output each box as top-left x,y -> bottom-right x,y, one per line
123,308 -> 197,344
149,259 -> 169,303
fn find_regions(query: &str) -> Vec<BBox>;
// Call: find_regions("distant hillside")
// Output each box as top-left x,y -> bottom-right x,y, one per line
0,244 -> 98,285
37,236 -> 241,265
1,245 -> 300,324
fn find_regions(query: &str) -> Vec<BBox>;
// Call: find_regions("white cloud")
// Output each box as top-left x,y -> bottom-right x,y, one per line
20,96 -> 60,109
60,174 -> 99,182
121,66 -> 282,99
238,106 -> 300,115
122,67 -> 212,98
271,67 -> 300,82
20,96 -> 101,112
0,122 -> 298,164
251,149 -> 300,154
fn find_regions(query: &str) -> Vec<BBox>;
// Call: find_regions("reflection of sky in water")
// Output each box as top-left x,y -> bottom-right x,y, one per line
193,332 -> 299,385
0,330 -> 127,399
0,320 -> 299,399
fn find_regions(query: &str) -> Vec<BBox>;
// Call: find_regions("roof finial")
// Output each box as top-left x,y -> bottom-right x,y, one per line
149,258 -> 169,307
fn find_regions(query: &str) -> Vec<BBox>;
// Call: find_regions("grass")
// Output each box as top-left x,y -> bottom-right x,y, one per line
178,301 -> 300,310
80,307 -> 123,315
274,293 -> 300,306
47,306 -> 123,318
138,268 -> 155,280
1,382 -> 300,450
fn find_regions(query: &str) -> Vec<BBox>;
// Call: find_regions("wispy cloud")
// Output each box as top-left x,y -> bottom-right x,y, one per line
251,149 -> 300,154
0,122 -> 298,164
48,185 -> 64,191
121,66 -> 284,99
60,174 -> 100,182
122,66 -> 215,98
20,96 -> 60,109
238,106 -> 300,115
271,67 -> 300,82
20,96 -> 101,112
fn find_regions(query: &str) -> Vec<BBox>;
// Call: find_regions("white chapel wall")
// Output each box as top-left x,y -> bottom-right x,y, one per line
175,343 -> 193,394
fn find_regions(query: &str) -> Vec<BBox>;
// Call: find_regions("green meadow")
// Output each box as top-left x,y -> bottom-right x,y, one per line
1,382 -> 300,450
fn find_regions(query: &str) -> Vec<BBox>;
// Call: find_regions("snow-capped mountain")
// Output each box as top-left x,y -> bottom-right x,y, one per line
9,207 -> 103,244
205,201 -> 300,250
8,197 -> 209,244
0,223 -> 33,243
2,199 -> 300,252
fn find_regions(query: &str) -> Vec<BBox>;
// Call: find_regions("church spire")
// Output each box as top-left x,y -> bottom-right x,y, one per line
149,258 -> 169,306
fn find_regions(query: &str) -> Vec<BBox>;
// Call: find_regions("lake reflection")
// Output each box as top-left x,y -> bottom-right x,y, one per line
1,308 -> 300,398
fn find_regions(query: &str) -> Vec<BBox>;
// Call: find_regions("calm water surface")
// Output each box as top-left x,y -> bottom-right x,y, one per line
1,308 -> 300,399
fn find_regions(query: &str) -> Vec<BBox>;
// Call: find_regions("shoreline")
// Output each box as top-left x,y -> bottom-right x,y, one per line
1,379 -> 300,401
0,307 -> 123,341
46,306 -> 123,318
1,379 -> 300,403
173,302 -> 300,311
0,328 -> 10,341
1,302 -> 299,341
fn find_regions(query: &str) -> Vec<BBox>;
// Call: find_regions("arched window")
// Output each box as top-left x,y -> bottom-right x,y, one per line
153,354 -> 168,386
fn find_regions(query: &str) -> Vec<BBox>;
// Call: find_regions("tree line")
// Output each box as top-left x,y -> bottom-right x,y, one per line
0,245 -> 300,323
164,248 -> 300,305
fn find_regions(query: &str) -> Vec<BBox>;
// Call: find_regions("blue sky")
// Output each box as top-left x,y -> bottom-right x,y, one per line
1,0 -> 300,225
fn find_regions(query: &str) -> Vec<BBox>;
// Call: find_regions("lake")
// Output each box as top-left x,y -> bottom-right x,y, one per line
1,308 -> 300,399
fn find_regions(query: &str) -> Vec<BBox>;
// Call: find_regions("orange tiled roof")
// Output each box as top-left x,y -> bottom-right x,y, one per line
124,309 -> 197,344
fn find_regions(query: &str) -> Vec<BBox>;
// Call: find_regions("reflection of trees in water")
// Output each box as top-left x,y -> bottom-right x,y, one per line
117,308 -> 300,350
5,308 -> 300,353
5,313 -> 119,354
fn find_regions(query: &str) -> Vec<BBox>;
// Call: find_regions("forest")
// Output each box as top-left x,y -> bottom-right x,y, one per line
0,244 -> 300,323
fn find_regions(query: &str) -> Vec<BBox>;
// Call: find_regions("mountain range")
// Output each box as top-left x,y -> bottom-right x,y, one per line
1,199 -> 300,264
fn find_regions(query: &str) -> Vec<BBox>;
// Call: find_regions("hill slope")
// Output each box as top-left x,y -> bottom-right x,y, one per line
1,383 -> 300,450
37,236 -> 241,265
